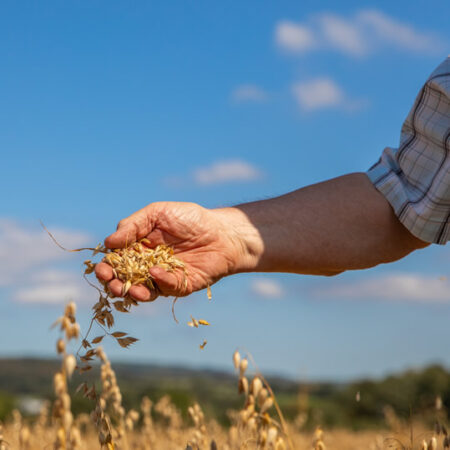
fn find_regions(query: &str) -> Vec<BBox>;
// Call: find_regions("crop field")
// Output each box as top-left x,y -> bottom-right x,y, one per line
0,299 -> 448,450
0,417 -> 435,450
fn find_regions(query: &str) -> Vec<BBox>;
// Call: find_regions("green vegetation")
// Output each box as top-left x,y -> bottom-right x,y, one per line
0,358 -> 448,429
0,391 -> 14,421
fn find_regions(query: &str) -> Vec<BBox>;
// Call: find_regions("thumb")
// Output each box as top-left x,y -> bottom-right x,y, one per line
149,266 -> 188,297
104,208 -> 155,249
104,223 -> 139,249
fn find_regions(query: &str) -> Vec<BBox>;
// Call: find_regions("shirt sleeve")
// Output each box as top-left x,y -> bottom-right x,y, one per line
367,57 -> 450,245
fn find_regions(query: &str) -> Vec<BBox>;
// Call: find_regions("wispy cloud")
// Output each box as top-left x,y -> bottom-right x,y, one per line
275,21 -> 317,53
312,273 -> 450,303
357,10 -> 444,54
275,10 -> 445,57
231,85 -> 269,103
0,219 -> 90,287
0,219 -> 94,305
14,269 -> 88,305
164,159 -> 263,188
292,78 -> 365,112
193,160 -> 263,186
317,13 -> 367,56
251,278 -> 284,299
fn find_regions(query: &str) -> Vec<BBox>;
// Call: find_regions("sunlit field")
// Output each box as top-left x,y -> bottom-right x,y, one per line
0,300 -> 448,450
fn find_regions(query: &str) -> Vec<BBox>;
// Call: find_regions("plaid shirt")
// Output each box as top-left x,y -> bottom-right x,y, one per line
367,56 -> 450,245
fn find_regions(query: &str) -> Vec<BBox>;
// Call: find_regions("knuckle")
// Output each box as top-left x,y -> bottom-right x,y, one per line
117,219 -> 128,230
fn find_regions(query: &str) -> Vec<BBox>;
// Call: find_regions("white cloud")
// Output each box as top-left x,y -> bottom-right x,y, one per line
317,14 -> 367,57
357,10 -> 444,54
275,21 -> 317,53
251,278 -> 284,298
0,219 -> 90,287
292,78 -> 344,111
231,85 -> 269,103
0,219 -> 96,305
312,273 -> 450,303
292,78 -> 365,112
15,281 -> 82,304
13,268 -> 93,305
193,160 -> 263,186
275,10 -> 444,57
29,269 -> 77,284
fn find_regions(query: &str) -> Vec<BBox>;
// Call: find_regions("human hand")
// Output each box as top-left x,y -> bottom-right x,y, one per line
95,202 -> 260,301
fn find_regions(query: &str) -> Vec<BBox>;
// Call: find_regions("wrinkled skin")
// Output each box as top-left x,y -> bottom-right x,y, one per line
95,202 -> 245,302
96,174 -> 429,303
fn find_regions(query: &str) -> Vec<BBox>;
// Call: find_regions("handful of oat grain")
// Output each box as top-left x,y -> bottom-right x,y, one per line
86,238 -> 187,299
43,224 -> 209,360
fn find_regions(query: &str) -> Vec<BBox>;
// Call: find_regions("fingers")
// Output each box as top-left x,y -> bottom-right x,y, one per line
129,284 -> 158,302
144,229 -> 169,247
105,222 -> 141,249
108,278 -> 124,297
96,259 -> 160,302
149,267 -> 187,297
105,207 -> 155,249
95,262 -> 114,282
107,279 -> 157,302
108,267 -> 185,299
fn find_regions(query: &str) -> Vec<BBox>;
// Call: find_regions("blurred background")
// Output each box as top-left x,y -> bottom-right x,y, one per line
0,2 -> 449,423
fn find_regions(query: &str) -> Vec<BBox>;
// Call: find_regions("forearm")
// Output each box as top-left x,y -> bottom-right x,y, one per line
216,173 -> 429,276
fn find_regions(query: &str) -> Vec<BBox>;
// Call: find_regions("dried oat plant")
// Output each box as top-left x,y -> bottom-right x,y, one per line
52,302 -> 82,449
84,346 -> 128,450
231,350 -> 292,450
0,423 -> 9,450
41,223 -> 189,369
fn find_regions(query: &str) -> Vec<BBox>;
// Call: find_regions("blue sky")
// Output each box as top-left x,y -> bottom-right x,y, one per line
0,0 -> 449,380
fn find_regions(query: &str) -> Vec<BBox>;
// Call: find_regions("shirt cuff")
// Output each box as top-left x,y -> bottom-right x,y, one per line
367,154 -> 448,245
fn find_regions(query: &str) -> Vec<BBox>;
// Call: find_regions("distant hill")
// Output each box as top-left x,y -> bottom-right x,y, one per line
0,357 -> 240,396
0,358 -> 449,429
0,357 -> 298,424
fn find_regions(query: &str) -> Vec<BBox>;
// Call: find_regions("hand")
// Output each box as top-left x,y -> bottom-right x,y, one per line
95,202 -> 259,301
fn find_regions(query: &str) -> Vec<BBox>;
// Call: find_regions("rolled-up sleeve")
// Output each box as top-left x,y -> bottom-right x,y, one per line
367,57 -> 450,245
